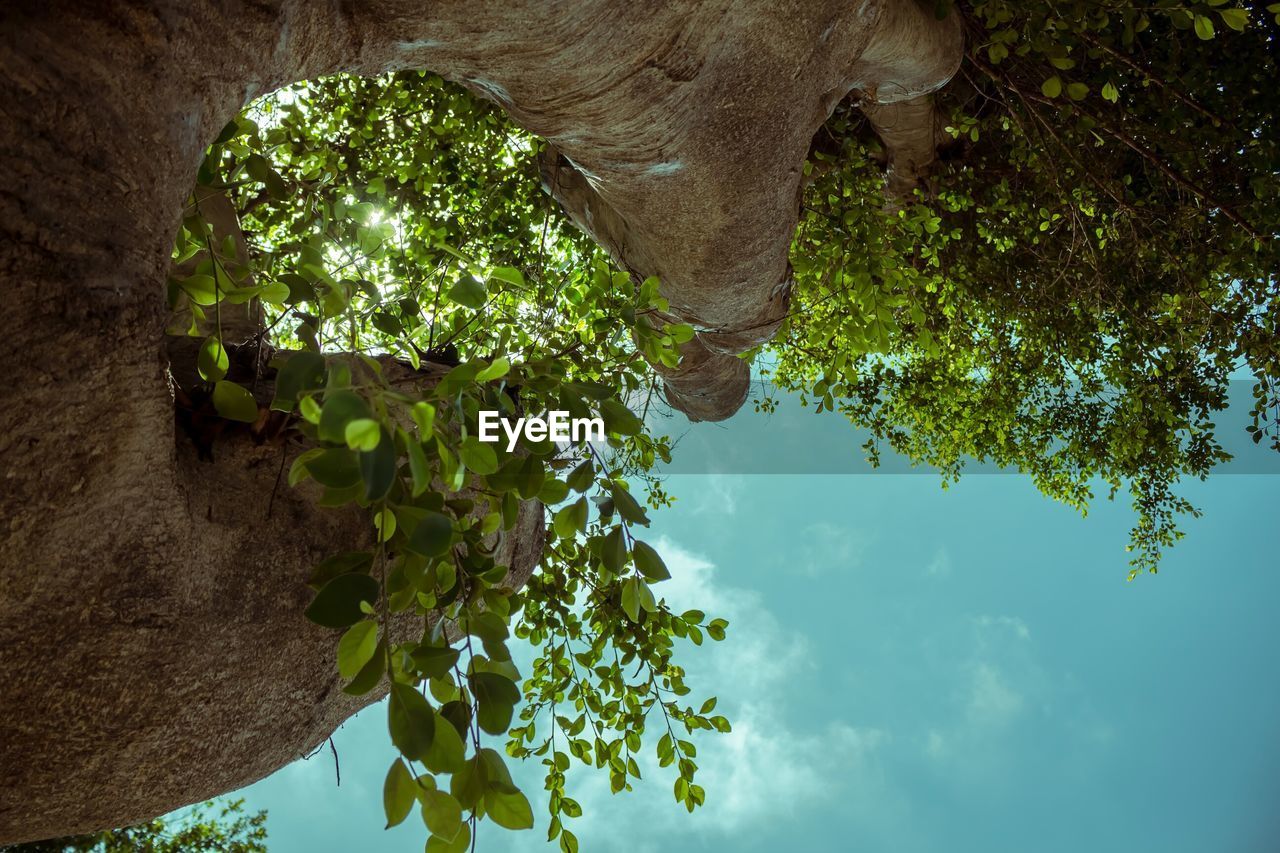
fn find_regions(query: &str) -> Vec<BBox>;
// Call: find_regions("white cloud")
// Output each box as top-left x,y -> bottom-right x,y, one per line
973,614 -> 1030,641
797,521 -> 869,577
925,547 -> 952,578
682,473 -> 743,517
965,663 -> 1025,727
521,537 -> 887,851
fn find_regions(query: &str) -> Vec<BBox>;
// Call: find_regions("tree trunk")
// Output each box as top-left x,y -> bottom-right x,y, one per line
0,1 -> 959,842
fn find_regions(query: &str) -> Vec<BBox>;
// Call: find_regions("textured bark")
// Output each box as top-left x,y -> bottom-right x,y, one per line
0,0 -> 960,842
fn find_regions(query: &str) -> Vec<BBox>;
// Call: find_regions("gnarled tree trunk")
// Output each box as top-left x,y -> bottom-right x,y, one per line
0,1 -> 960,842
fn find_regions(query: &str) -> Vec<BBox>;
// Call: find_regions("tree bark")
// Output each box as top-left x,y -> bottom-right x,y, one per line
0,1 -> 960,842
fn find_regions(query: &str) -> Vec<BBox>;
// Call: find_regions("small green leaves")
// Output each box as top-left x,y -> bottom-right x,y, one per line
620,577 -> 656,622
198,336 -> 228,382
388,682 -> 436,761
305,573 -> 379,629
1041,75 -> 1062,98
212,380 -> 258,422
469,671 -> 520,735
1101,81 -> 1119,103
336,620 -> 378,678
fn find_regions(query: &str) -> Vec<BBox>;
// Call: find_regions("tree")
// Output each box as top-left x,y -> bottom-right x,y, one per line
1,800 -> 267,853
0,1 -> 1275,850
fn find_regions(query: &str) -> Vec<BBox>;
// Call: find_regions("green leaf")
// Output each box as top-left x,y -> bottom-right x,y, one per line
470,671 -> 520,735
621,577 -> 641,623
566,459 -> 594,493
272,351 -> 327,411
412,401 -> 436,435
383,758 -> 416,829
318,390 -> 373,444
309,550 -> 373,587
632,540 -> 671,581
422,710 -> 466,774
212,380 -> 259,422
609,483 -> 650,526
406,511 -> 453,557
1066,82 -> 1089,101
1194,13 -> 1215,39
448,274 -> 487,309
412,645 -> 461,679
344,418 -> 381,451
459,436 -> 499,474
425,822 -> 470,853
450,756 -> 485,810
419,789 -> 463,841
1041,75 -> 1062,98
342,639 -> 386,696
484,788 -> 534,830
406,438 -> 432,497
552,498 -> 588,540
601,526 -> 627,575
1101,81 -> 1119,103
336,620 -> 378,678
304,448 -> 362,489
475,357 -> 510,382
178,273 -> 219,306
305,572 -> 379,629
198,336 -> 229,382
388,682 -> 436,761
358,427 -> 396,501
488,266 -> 526,288
259,279 -> 290,306
1219,8 -> 1249,31
600,398 -> 643,436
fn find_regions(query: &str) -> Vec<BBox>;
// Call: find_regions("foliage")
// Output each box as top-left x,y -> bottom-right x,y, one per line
169,73 -> 726,852
161,3 -> 1279,849
782,0 -> 1279,576
1,800 -> 266,853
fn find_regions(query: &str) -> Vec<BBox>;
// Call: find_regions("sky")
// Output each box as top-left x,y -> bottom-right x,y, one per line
214,392 -> 1280,853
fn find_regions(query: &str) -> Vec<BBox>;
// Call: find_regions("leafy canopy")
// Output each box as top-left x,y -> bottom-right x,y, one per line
165,2 -> 1277,849
2,800 -> 266,853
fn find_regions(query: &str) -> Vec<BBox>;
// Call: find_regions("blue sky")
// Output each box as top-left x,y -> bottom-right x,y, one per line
219,403 -> 1280,852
